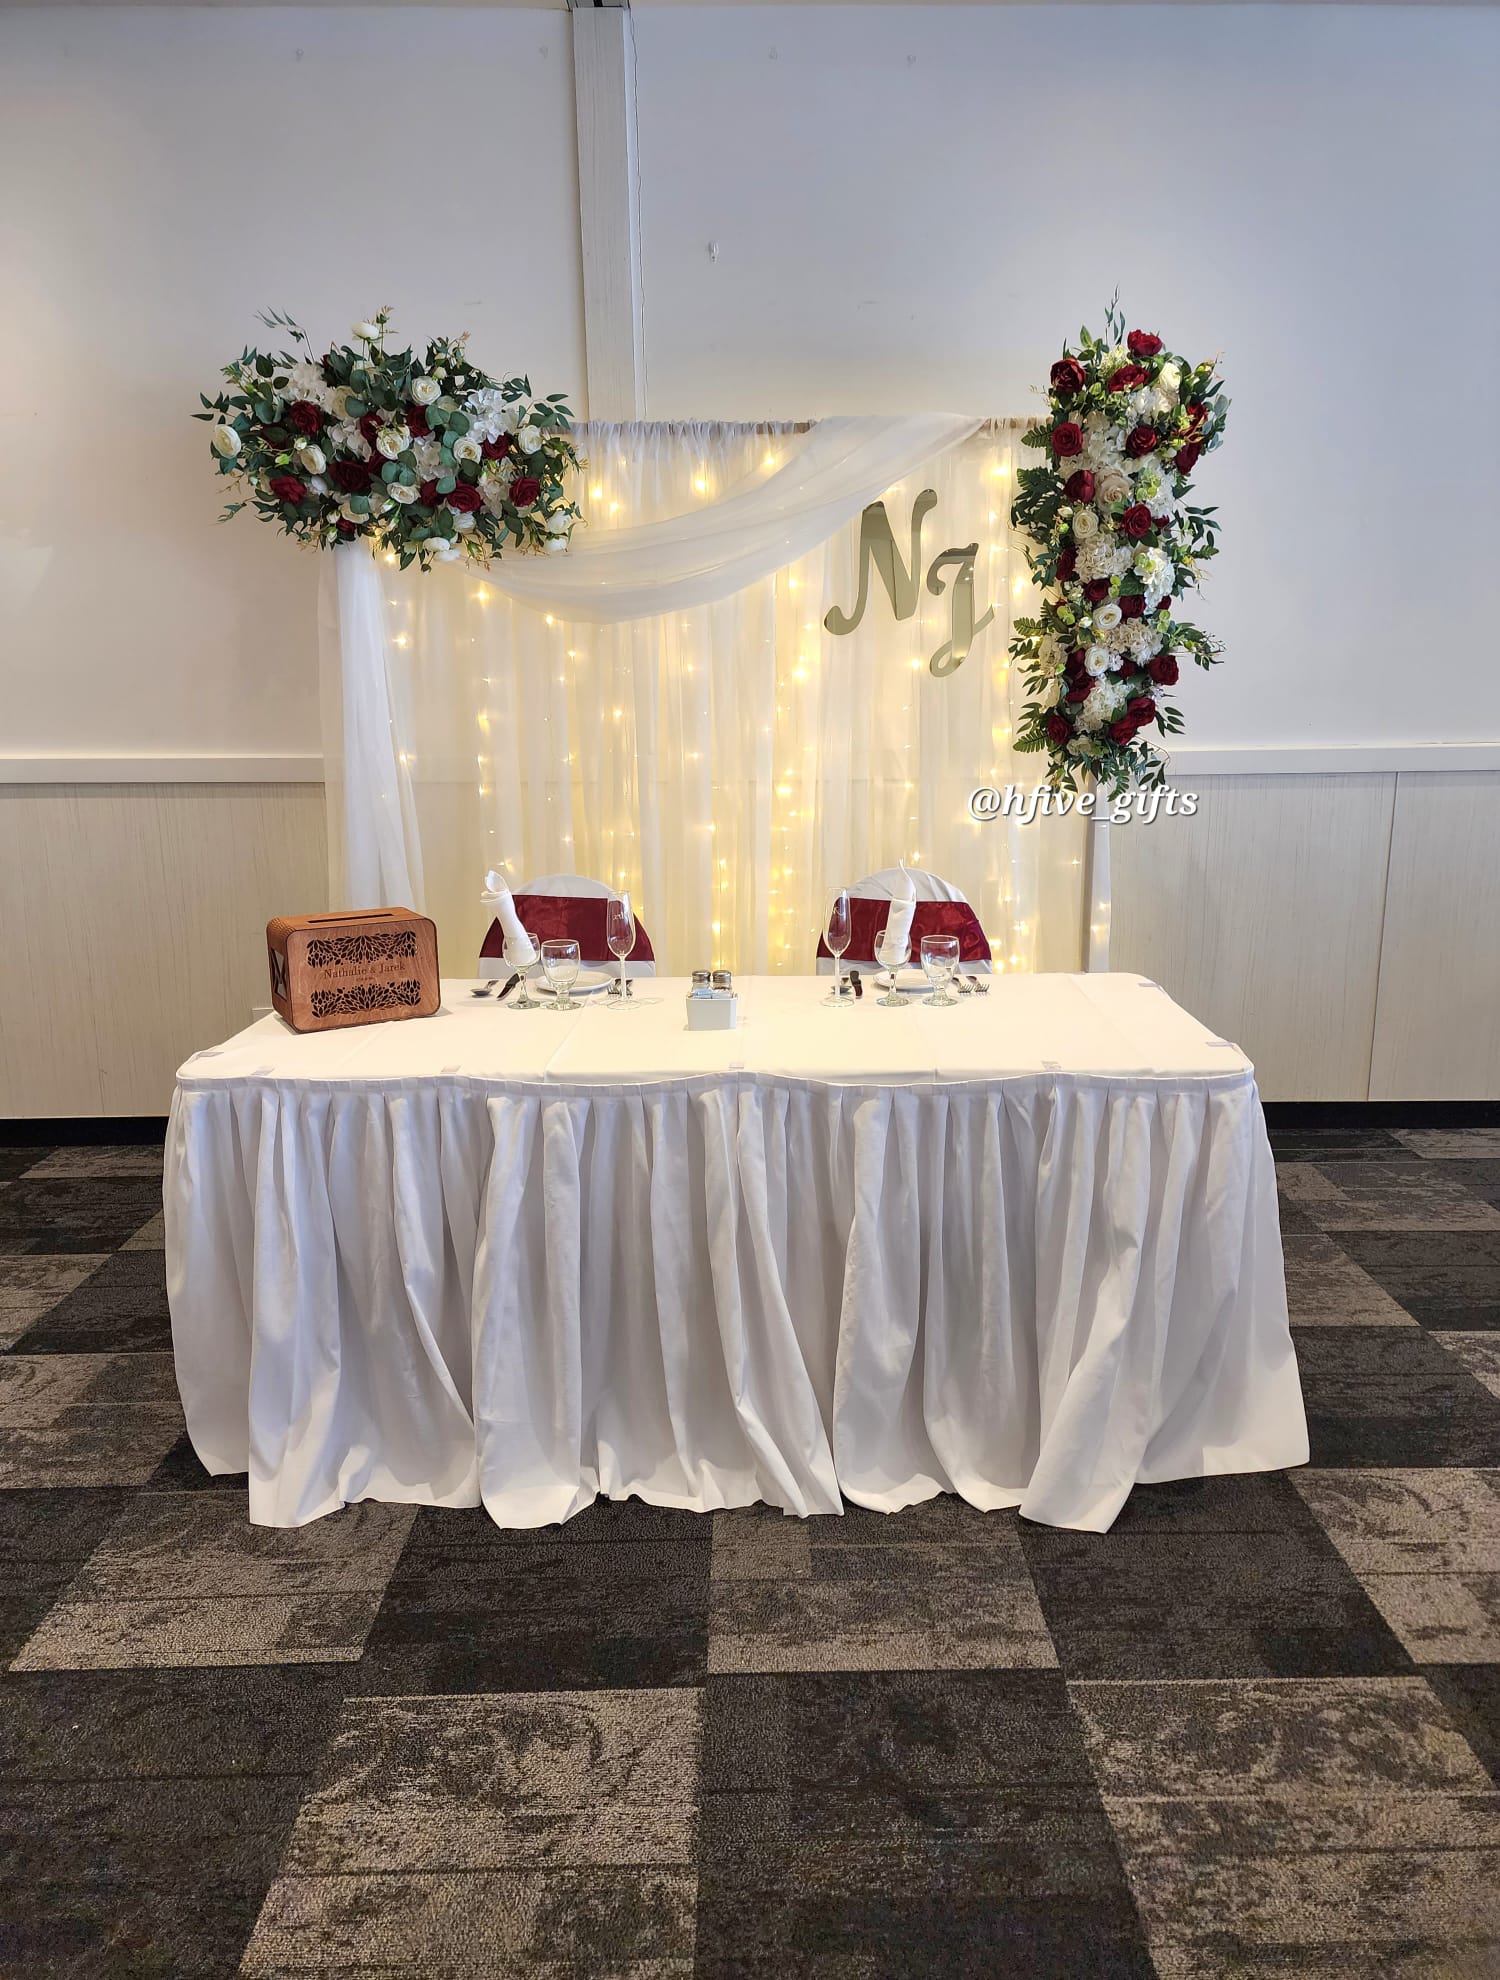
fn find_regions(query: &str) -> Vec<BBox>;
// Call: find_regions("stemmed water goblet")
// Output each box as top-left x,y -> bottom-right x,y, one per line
540,939 -> 582,1012
875,929 -> 911,1007
606,893 -> 636,1006
920,934 -> 961,1006
824,889 -> 852,1006
506,923 -> 542,1010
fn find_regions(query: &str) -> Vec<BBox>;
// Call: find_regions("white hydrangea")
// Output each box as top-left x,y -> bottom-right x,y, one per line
1122,618 -> 1164,660
463,389 -> 518,446
329,419 -> 371,462
1078,412 -> 1125,475
1077,677 -> 1127,733
1076,538 -> 1132,584
1133,546 -> 1175,610
1132,460 -> 1177,522
281,361 -> 336,412
412,437 -> 443,478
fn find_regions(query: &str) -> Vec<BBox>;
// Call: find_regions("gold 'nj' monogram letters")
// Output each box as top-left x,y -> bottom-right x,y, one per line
822,491 -> 995,677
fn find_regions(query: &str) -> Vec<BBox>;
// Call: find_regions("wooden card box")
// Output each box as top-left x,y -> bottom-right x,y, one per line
267,908 -> 440,1032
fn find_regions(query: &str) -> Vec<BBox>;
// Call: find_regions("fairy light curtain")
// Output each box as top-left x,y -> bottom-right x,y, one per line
319,418 -> 1093,976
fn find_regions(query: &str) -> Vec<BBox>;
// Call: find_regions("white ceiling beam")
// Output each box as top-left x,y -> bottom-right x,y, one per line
571,2 -> 646,417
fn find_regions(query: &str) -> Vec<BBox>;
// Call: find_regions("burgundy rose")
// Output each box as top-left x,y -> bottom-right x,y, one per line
1050,421 -> 1083,459
1125,425 -> 1158,460
336,518 -> 357,539
1065,648 -> 1088,678
268,474 -> 307,505
1066,680 -> 1091,704
405,404 -> 430,439
1175,442 -> 1202,475
1057,547 -> 1077,583
1119,593 -> 1146,621
1050,358 -> 1086,398
418,479 -> 439,507
1064,468 -> 1096,502
1121,503 -> 1153,540
1106,364 -> 1148,394
1185,402 -> 1209,431
1045,712 -> 1072,746
331,459 -> 373,496
1125,694 -> 1157,723
358,412 -> 382,449
1149,653 -> 1180,686
446,481 -> 483,514
288,401 -> 324,436
1127,330 -> 1163,358
481,432 -> 513,462
1108,717 -> 1138,745
1082,578 -> 1110,605
509,475 -> 541,508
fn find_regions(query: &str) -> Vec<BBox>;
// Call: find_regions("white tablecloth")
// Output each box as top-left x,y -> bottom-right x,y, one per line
164,975 -> 1307,1532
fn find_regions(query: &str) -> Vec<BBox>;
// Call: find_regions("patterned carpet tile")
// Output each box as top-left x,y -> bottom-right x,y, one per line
11,1495 -> 414,1673
0,1351 -> 184,1491
241,1690 -> 700,1973
2,1124 -> 1499,1975
707,1501 -> 1056,1674
1334,1229 -> 1500,1330
696,1669 -> 1152,1978
1018,1473 -> 1412,1679
1294,1324 -> 1500,1465
1073,1677 -> 1500,1977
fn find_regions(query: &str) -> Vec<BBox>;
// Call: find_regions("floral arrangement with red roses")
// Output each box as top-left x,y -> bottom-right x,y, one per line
1009,301 -> 1229,791
196,308 -> 579,570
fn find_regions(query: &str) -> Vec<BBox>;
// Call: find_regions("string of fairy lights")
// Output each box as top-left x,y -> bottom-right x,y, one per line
380,425 -> 1083,975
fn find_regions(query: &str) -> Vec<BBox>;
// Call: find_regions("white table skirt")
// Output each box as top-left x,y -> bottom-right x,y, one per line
164,975 -> 1308,1532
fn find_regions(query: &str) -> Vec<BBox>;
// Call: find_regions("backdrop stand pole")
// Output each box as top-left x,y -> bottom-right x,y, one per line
1080,779 -> 1112,972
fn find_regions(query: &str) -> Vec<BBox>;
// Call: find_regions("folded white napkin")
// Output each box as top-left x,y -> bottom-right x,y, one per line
482,870 -> 536,968
878,862 -> 917,964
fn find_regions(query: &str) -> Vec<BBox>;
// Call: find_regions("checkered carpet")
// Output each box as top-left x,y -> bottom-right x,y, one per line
2,1124 -> 1498,1977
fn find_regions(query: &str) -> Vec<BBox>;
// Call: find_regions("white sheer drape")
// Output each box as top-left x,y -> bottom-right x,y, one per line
322,419 -> 1091,976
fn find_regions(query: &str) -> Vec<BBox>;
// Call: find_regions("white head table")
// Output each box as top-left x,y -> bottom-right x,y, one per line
164,973 -> 1307,1533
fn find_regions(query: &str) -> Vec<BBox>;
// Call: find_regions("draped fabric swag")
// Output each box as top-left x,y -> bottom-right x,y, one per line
319,416 -> 1096,976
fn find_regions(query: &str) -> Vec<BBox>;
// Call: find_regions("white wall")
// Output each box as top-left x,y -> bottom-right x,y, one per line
631,3 -> 1500,753
0,5 -> 585,762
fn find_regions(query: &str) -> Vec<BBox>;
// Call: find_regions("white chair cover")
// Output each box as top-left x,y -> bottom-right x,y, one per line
817,867 -> 994,973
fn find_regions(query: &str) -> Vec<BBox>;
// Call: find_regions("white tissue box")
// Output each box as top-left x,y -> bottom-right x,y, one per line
687,992 -> 738,1030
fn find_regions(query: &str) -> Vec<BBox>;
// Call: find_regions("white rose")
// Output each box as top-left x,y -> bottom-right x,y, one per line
296,443 -> 326,475
516,425 -> 542,454
410,376 -> 441,406
1096,469 -> 1132,508
1072,507 -> 1098,541
388,482 -> 417,505
544,537 -> 568,555
426,536 -> 452,553
308,475 -> 328,495
1038,676 -> 1061,710
545,510 -> 572,534
1158,361 -> 1182,397
1093,601 -> 1123,632
210,425 -> 241,459
352,320 -> 382,342
338,498 -> 366,522
451,509 -> 475,531
375,425 -> 410,460
451,435 -> 482,464
331,387 -> 355,420
437,547 -> 462,562
1085,645 -> 1112,677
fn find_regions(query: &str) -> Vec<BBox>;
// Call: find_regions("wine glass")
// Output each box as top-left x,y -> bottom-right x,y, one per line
541,938 -> 582,1011
506,923 -> 541,1010
824,889 -> 852,1006
875,929 -> 910,1007
606,893 -> 635,1005
920,933 -> 961,1006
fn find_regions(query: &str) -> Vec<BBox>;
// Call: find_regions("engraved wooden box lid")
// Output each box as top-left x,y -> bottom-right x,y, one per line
266,908 -> 440,1032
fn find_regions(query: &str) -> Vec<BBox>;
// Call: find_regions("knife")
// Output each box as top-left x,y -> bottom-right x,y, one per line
494,971 -> 523,1003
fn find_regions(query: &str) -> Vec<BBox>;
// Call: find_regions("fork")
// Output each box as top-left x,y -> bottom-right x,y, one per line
967,974 -> 989,995
954,975 -> 973,996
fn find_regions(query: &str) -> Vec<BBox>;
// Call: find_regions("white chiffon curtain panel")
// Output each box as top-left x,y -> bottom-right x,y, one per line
319,417 -> 1091,975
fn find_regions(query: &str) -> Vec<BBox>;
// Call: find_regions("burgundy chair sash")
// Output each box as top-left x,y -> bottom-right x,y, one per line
480,895 -> 655,967
815,896 -> 991,967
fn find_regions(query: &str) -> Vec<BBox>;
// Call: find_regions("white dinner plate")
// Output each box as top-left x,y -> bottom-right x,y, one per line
528,969 -> 616,998
852,968 -> 937,995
